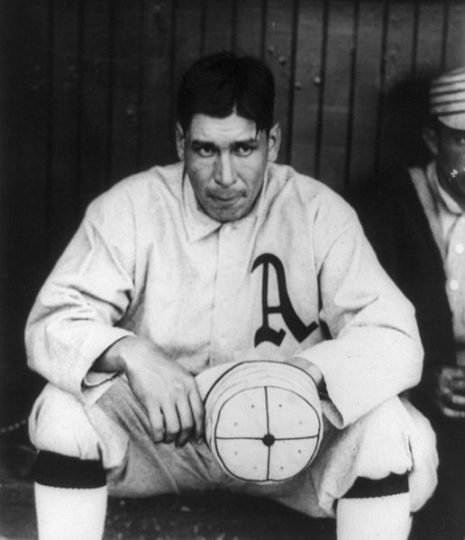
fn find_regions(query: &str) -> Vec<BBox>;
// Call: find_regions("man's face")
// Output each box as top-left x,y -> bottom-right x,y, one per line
177,113 -> 280,222
424,123 -> 465,208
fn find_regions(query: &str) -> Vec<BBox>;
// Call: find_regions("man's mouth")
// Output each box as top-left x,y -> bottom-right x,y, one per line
210,193 -> 242,204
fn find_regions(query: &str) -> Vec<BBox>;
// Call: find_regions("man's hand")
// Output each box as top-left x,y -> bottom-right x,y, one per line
95,337 -> 205,446
435,366 -> 465,419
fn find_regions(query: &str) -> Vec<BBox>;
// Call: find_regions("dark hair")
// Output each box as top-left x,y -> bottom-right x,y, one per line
177,51 -> 275,134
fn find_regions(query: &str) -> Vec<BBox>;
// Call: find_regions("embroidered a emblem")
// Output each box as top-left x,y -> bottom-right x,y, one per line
252,253 -> 318,346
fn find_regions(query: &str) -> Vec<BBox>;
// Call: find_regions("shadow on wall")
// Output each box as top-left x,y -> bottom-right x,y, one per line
379,69 -> 438,174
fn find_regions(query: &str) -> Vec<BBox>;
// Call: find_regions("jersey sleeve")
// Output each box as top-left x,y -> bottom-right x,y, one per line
296,194 -> 423,428
25,190 -> 138,401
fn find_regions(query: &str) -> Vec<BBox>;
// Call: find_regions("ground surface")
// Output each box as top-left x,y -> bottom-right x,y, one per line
1,428 -> 463,539
0,434 -> 336,540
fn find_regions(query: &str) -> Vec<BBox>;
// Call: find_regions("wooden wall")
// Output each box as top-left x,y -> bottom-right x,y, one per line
1,0 -> 465,385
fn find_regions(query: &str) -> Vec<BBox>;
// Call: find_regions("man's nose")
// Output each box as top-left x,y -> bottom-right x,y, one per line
213,154 -> 236,187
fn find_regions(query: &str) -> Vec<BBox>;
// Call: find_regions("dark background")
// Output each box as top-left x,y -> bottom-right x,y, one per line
1,0 -> 465,426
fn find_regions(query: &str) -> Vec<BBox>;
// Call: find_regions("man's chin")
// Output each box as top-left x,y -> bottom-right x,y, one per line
206,204 -> 249,223
213,211 -> 244,223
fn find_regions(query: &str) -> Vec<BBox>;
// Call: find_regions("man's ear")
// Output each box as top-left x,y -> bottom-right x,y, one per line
422,127 -> 439,157
267,123 -> 281,162
175,123 -> 185,161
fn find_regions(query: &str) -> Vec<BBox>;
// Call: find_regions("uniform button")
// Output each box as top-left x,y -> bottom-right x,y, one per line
450,279 -> 459,291
456,244 -> 464,254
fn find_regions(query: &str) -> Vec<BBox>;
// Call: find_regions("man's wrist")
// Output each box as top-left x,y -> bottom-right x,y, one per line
94,336 -> 135,374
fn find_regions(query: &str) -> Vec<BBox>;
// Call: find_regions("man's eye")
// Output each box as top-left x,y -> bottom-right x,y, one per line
234,144 -> 254,156
195,145 -> 216,157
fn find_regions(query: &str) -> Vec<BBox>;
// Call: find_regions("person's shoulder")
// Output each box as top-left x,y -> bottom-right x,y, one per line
87,162 -> 184,219
270,163 -> 347,203
264,165 -> 361,247
95,162 -> 183,204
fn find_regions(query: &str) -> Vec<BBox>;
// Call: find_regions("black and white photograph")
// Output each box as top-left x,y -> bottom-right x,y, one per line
1,1 -> 465,539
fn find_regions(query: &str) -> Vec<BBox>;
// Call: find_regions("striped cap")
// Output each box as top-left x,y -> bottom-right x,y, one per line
430,67 -> 465,129
197,361 -> 323,484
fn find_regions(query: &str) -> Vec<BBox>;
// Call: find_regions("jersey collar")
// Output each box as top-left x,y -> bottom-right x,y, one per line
181,165 -> 271,242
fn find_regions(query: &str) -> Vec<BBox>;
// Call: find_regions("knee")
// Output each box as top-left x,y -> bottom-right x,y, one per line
402,400 -> 438,511
347,398 -> 438,510
29,384 -> 101,460
310,399 -> 438,517
323,398 -> 436,480
340,398 -> 417,478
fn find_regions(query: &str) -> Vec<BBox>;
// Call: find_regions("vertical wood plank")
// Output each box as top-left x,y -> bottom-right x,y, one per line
2,1 -> 51,376
234,0 -> 264,57
444,1 -> 465,70
48,0 -> 83,257
290,0 -> 324,177
79,0 -> 112,204
378,1 -> 416,171
265,0 -> 295,164
348,1 -> 386,191
138,0 -> 178,169
202,0 -> 234,55
108,0 -> 141,183
318,0 -> 356,193
173,0 -> 203,93
383,2 -> 416,87
0,0 -> 9,345
415,2 -> 446,72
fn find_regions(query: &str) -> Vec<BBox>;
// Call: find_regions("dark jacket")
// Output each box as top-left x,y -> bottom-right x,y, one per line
349,167 -> 456,418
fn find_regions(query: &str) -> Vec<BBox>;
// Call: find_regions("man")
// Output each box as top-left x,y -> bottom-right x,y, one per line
26,52 -> 437,540
351,67 -> 465,540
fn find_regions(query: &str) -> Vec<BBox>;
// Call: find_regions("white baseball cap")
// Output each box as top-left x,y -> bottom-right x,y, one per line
430,67 -> 465,130
196,361 -> 323,484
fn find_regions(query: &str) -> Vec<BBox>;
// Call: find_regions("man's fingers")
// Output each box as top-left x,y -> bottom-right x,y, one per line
437,381 -> 465,405
175,385 -> 205,447
449,377 -> 465,392
126,357 -> 202,446
148,408 -> 165,443
148,400 -> 196,446
439,366 -> 465,386
436,398 -> 465,419
436,382 -> 465,416
444,391 -> 465,407
175,399 -> 195,447
161,403 -> 181,444
189,387 -> 205,441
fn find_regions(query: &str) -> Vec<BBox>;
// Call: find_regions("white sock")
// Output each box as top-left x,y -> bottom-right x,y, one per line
35,483 -> 108,540
337,493 -> 412,540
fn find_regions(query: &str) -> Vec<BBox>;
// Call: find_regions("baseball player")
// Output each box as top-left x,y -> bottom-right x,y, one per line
351,66 -> 465,540
26,52 -> 437,540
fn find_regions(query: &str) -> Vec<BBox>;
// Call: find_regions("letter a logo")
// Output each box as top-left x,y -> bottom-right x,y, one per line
252,253 -> 318,346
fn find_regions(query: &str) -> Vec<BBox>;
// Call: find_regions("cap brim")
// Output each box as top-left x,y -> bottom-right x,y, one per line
437,112 -> 465,130
195,362 -> 242,400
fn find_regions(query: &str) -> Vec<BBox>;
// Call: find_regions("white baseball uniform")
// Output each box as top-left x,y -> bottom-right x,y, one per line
27,162 -> 437,517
